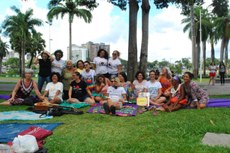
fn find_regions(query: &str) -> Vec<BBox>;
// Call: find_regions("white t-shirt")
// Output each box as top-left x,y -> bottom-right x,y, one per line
144,80 -> 162,99
133,80 -> 147,95
52,59 -> 65,74
45,82 -> 63,100
209,65 -> 217,73
108,58 -> 121,74
81,69 -> 96,84
93,57 -> 108,75
107,86 -> 126,102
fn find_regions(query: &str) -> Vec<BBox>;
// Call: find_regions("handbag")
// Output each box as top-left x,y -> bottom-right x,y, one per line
39,106 -> 83,118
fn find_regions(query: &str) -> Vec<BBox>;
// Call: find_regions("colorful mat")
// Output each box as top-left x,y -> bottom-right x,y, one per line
207,99 -> 230,108
0,123 -> 62,142
0,111 -> 52,121
0,94 -> 10,100
87,103 -> 138,116
60,101 -> 90,109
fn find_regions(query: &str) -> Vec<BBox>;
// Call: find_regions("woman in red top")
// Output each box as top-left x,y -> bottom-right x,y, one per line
158,67 -> 172,98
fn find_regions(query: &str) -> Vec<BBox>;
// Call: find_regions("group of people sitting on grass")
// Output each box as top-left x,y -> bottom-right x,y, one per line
0,49 -> 209,115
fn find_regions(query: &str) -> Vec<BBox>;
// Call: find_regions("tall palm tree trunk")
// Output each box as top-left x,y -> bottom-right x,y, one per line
69,20 -> 72,60
28,54 -> 34,68
202,41 -> 206,76
210,39 -> 215,62
190,4 -> 198,78
139,0 -> 150,73
127,0 -> 139,81
0,57 -> 2,74
224,39 -> 229,76
220,38 -> 225,62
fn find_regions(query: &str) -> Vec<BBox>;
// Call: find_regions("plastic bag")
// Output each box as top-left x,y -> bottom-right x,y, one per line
12,135 -> 39,153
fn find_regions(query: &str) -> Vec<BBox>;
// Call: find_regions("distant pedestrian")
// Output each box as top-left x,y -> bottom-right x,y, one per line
219,61 -> 226,85
208,62 -> 218,86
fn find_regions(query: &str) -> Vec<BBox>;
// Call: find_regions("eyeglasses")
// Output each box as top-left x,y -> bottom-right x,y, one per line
112,53 -> 117,56
84,64 -> 89,66
111,80 -> 114,82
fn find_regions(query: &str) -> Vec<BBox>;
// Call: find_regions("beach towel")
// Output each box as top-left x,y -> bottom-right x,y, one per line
207,99 -> 230,108
0,123 -> 62,142
0,111 -> 52,121
60,101 -> 90,109
87,103 -> 138,116
0,94 -> 10,100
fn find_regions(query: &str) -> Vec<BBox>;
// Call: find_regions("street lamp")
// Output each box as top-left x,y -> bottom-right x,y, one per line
45,21 -> 52,52
199,1 -> 202,82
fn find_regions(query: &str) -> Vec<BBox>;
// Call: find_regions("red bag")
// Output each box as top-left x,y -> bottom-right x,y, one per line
18,126 -> 52,140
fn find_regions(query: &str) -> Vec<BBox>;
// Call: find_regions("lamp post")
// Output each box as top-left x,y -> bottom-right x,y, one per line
199,1 -> 202,82
45,21 -> 52,52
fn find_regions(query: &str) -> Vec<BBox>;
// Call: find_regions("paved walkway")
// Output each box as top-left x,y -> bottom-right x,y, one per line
198,83 -> 229,95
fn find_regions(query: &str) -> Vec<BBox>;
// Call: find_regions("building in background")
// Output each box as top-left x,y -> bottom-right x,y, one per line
68,41 -> 110,62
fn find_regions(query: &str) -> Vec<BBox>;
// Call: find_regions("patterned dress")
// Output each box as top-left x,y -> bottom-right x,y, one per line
10,79 -> 34,105
183,81 -> 209,104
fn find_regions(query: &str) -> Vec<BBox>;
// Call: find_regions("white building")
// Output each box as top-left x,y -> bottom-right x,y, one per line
68,42 -> 110,62
68,44 -> 88,63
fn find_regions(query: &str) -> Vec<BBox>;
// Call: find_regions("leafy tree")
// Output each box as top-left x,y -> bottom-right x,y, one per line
27,31 -> 46,68
211,0 -> 229,68
3,57 -> 20,75
110,0 -> 202,80
2,6 -> 42,76
47,0 -> 97,60
0,38 -> 9,74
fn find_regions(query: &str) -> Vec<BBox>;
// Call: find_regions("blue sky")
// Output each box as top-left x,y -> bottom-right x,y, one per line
0,0 -> 225,62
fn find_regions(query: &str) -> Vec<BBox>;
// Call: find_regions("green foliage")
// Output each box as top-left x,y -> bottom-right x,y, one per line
211,0 -> 229,17
0,39 -> 9,58
3,57 -> 20,75
47,0 -> 95,23
1,6 -> 43,76
154,0 -> 203,15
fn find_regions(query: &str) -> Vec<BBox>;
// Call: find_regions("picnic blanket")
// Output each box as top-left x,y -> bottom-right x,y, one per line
0,94 -> 10,100
0,123 -> 62,142
207,99 -> 230,108
0,111 -> 52,121
60,101 -> 90,109
87,103 -> 138,116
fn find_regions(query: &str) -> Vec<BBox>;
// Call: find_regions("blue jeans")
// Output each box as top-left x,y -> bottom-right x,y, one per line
38,75 -> 50,92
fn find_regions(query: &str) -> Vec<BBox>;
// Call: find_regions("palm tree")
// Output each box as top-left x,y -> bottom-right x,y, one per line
2,6 -> 42,76
0,39 -> 9,74
182,6 -> 211,77
47,0 -> 93,60
27,31 -> 46,68
214,14 -> 230,66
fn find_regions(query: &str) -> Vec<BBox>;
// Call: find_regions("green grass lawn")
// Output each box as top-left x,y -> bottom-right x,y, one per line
1,94 -> 230,152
